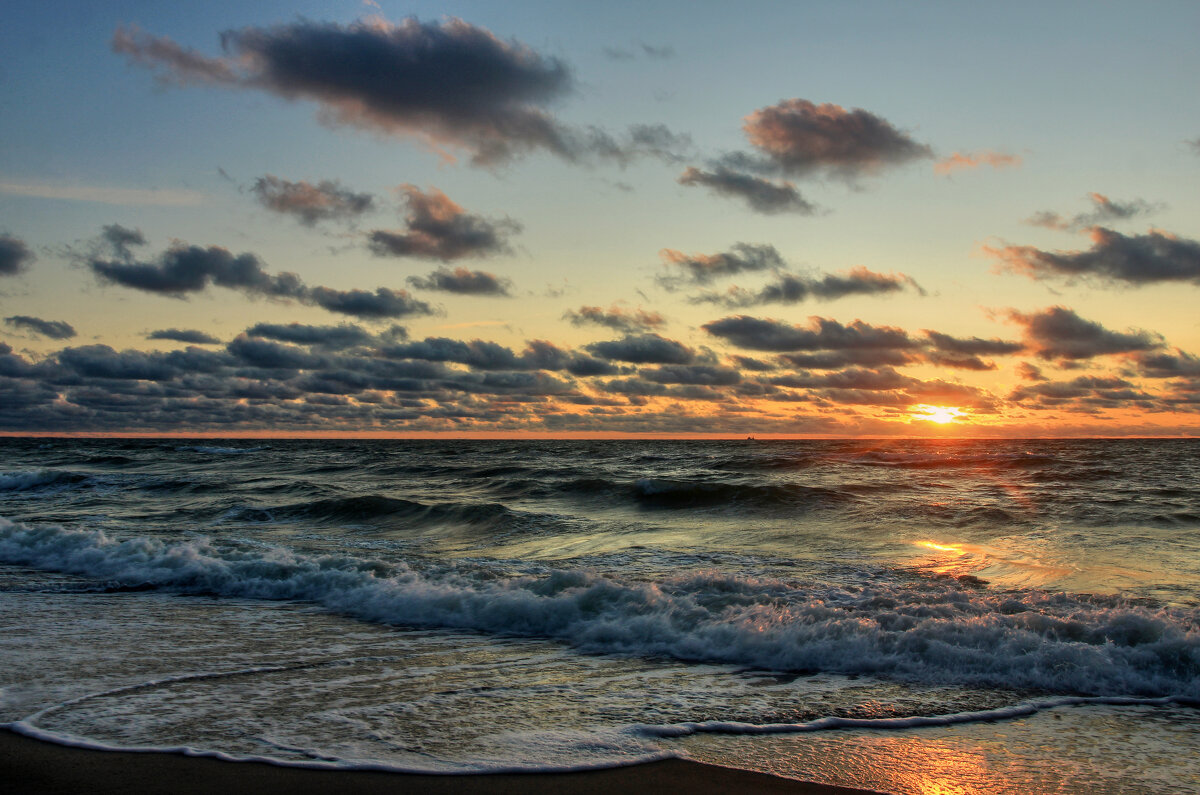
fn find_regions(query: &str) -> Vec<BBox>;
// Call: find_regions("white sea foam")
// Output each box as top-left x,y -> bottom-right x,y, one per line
1,517 -> 1198,699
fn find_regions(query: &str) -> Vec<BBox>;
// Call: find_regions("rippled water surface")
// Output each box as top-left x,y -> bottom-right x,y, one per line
1,438 -> 1198,793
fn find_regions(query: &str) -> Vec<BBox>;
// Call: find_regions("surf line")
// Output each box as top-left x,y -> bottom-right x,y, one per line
634,694 -> 1200,738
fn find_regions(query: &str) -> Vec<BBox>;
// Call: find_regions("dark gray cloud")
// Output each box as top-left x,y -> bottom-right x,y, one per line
923,330 -> 1025,356
563,305 -> 665,332
1129,350 -> 1200,379
703,315 -> 919,353
586,333 -> 695,364
5,315 -> 76,340
251,175 -> 374,226
408,267 -> 513,296
1016,362 -> 1047,382
114,19 -> 686,168
640,364 -> 741,386
677,166 -> 816,215
1009,375 -> 1153,408
1007,306 -> 1161,361
772,366 -> 914,392
368,185 -> 519,261
86,226 -> 433,320
989,227 -> 1200,286
147,328 -> 221,345
246,322 -> 374,350
0,234 -> 36,275
1024,193 -> 1160,232
114,18 -> 574,166
780,349 -> 918,370
657,243 -> 784,289
691,267 -> 917,308
304,286 -> 433,319
742,98 -> 932,179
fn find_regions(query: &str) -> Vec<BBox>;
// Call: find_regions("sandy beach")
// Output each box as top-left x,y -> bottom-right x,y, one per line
0,728 -> 884,795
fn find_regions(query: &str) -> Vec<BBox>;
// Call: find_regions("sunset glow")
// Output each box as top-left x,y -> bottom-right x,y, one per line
911,406 -> 965,425
0,5 -> 1197,438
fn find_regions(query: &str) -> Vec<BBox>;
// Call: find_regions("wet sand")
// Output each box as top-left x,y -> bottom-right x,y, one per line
0,727 -> 884,794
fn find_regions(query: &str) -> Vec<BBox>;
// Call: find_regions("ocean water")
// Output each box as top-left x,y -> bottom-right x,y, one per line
1,437 -> 1198,793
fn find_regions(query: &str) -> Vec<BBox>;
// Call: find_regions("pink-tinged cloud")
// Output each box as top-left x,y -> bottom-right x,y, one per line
933,150 -> 1021,175
564,305 -> 665,333
742,99 -> 932,179
369,185 -> 519,261
987,226 -> 1200,285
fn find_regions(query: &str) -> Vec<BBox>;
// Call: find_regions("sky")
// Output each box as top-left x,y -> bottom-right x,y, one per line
2,1 -> 1199,437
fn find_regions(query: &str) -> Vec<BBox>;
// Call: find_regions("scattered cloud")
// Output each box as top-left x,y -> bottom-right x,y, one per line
563,305 -> 665,333
586,333 -> 695,364
1006,306 -> 1161,361
742,98 -> 932,180
251,176 -> 374,226
690,266 -> 918,308
1023,193 -> 1161,232
989,226 -> 1200,285
146,328 -> 221,345
677,167 -> 816,215
86,225 -> 434,320
0,235 -> 35,276
704,315 -> 920,353
368,185 -> 519,261
4,315 -> 76,339
408,267 -> 513,296
933,150 -> 1021,175
114,18 -> 688,168
246,322 -> 375,350
657,243 -> 785,289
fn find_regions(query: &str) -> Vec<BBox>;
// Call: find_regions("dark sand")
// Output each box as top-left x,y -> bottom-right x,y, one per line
0,728 -> 885,794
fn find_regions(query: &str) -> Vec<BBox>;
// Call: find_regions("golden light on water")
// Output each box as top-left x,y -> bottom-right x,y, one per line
918,541 -> 964,554
911,405 -> 965,424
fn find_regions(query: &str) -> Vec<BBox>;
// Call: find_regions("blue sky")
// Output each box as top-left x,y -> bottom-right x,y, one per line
2,1 -> 1199,435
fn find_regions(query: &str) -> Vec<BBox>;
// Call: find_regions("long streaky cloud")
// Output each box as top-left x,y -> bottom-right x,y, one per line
933,150 -> 1021,175
690,267 -> 918,308
86,225 -> 433,320
251,176 -> 374,226
989,226 -> 1200,285
113,18 -> 689,167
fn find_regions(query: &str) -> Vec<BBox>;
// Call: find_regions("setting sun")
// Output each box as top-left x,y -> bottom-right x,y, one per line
911,405 -> 965,424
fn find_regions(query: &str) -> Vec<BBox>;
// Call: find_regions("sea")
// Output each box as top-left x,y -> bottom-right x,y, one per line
1,437 -> 1198,794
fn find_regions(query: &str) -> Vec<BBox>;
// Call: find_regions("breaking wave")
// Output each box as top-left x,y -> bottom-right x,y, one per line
2,517 -> 1197,699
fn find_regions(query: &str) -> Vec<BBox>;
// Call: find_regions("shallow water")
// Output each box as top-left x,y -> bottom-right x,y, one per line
1,438 -> 1198,792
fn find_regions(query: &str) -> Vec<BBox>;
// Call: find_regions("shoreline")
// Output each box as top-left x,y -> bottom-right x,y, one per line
0,727 -> 886,795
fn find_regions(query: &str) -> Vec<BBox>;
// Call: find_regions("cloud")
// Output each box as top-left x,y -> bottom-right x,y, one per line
407,267 -> 513,296
923,330 -> 1025,356
146,328 -> 222,345
0,235 -> 35,276
742,99 -> 932,180
657,243 -> 785,289
677,166 -> 816,215
304,286 -> 434,319
640,364 -> 740,386
690,266 -> 918,307
989,226 -> 1200,285
603,42 -> 675,61
933,150 -> 1021,175
1009,375 -> 1153,409
86,225 -> 434,320
563,305 -> 665,333
251,176 -> 374,226
586,333 -> 694,364
113,18 -> 686,169
114,17 -> 576,166
1023,193 -> 1160,232
1006,306 -> 1161,361
1129,350 -> 1200,379
0,180 -> 206,206
1016,362 -> 1047,381
246,322 -> 374,350
703,315 -> 919,353
368,185 -> 519,261
5,315 -> 76,340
